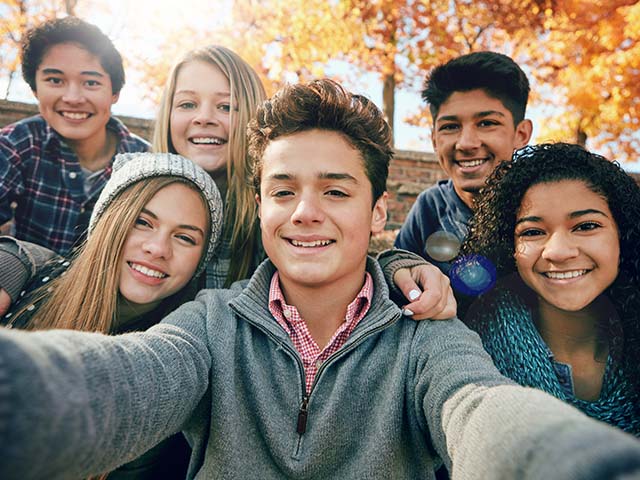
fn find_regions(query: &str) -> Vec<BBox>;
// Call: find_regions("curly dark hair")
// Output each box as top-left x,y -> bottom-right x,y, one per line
21,16 -> 125,94
422,51 -> 530,125
463,142 -> 640,392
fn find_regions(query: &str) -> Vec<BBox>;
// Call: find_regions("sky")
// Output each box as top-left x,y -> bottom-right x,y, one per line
2,0 -> 639,171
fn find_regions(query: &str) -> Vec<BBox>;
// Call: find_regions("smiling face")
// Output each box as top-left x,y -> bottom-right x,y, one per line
432,89 -> 532,208
169,60 -> 231,175
257,129 -> 387,294
118,182 -> 208,312
34,42 -> 119,147
514,180 -> 620,313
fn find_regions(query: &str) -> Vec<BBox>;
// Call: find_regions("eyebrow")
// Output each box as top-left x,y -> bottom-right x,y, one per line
515,209 -> 610,225
140,208 -> 205,236
437,110 -> 506,123
265,172 -> 359,183
41,68 -> 105,78
174,89 -> 230,97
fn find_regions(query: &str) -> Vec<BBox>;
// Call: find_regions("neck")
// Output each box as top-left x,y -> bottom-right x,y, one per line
279,269 -> 367,350
535,296 -> 612,361
211,169 -> 229,202
453,184 -> 476,209
116,297 -> 158,329
68,127 -> 115,171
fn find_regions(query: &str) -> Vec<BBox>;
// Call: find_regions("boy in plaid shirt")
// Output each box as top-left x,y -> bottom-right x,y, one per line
0,17 -> 148,255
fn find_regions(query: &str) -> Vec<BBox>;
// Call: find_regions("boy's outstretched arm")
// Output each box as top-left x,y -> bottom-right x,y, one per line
0,300 -> 212,480
413,319 -> 640,480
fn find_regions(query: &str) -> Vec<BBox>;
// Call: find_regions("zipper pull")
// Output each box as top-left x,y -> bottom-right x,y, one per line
296,396 -> 309,434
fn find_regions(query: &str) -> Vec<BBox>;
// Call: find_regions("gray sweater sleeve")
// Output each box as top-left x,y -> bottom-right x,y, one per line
413,319 -> 640,480
0,299 -> 212,480
0,236 -> 56,301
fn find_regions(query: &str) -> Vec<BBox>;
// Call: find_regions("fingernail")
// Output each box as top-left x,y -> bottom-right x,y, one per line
408,289 -> 420,301
402,308 -> 414,316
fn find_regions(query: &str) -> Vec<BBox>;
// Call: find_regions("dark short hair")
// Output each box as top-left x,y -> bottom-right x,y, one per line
21,16 -> 125,94
422,51 -> 530,125
248,79 -> 392,203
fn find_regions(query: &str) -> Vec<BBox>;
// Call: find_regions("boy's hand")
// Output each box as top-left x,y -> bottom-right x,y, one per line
394,265 -> 456,320
0,288 -> 10,316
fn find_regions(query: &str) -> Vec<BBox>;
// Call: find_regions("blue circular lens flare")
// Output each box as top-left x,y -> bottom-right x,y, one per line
449,254 -> 496,296
425,231 -> 461,262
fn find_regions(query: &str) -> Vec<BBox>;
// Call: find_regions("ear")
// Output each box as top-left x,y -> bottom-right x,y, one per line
370,192 -> 388,235
255,193 -> 262,219
430,123 -> 437,151
111,92 -> 120,106
513,119 -> 533,150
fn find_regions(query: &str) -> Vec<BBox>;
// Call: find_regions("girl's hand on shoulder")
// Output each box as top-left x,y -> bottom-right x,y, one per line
394,265 -> 456,320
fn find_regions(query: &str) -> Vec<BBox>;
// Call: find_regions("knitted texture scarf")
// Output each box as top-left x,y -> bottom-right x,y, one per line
468,288 -> 640,436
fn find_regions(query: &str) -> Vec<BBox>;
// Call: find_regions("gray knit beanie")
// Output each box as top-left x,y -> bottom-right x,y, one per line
89,152 -> 223,277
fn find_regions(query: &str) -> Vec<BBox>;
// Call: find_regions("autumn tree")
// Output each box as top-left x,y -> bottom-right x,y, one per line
0,0 -> 91,98
520,0 -> 640,160
225,0 -> 553,139
0,0 -> 56,97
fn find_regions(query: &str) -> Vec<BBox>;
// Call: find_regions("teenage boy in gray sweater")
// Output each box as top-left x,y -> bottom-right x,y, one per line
1,79 -> 639,480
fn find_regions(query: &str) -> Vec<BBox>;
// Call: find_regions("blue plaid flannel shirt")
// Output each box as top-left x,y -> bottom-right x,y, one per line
0,115 -> 149,254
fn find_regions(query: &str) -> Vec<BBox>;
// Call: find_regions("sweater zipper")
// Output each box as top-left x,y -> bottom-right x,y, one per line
236,309 -> 401,437
297,312 -> 402,435
296,396 -> 309,434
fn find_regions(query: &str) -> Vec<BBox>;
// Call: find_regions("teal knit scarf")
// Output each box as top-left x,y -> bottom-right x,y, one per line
470,289 -> 640,436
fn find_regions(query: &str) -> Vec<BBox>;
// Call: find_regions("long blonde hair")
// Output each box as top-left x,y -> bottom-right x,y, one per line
17,177 -> 210,333
153,45 -> 267,286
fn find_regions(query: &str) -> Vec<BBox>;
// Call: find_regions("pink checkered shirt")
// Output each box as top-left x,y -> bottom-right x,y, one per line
268,271 -> 373,394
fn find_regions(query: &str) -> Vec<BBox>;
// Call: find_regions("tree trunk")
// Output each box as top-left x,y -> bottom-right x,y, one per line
382,72 -> 395,146
64,0 -> 77,15
4,70 -> 14,99
576,127 -> 587,147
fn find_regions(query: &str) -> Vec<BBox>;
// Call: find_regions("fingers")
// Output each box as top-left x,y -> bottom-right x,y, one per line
394,265 -> 457,321
0,288 -> 11,316
392,268 -> 422,315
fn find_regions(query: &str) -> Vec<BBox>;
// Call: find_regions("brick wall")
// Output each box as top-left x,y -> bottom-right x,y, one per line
387,149 -> 446,230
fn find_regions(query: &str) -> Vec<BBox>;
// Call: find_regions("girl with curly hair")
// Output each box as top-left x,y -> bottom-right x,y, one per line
460,142 -> 640,435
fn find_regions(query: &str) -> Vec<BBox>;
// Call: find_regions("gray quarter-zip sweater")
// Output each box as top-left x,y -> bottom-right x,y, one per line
1,258 -> 640,479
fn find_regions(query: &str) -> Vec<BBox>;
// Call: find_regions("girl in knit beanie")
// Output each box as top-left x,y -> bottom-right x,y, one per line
1,152 -> 223,479
3,152 -> 222,332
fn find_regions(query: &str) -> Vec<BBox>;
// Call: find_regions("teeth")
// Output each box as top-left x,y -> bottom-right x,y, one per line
290,239 -> 332,247
458,159 -> 485,167
129,262 -> 167,279
61,111 -> 90,120
191,137 -> 225,145
544,270 -> 587,279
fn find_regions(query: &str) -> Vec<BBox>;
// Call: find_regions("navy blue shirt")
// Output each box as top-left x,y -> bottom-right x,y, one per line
394,179 -> 472,274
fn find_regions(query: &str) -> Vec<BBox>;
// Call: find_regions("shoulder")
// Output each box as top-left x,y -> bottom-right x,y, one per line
0,115 -> 49,145
108,117 -> 150,152
464,280 -> 533,340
